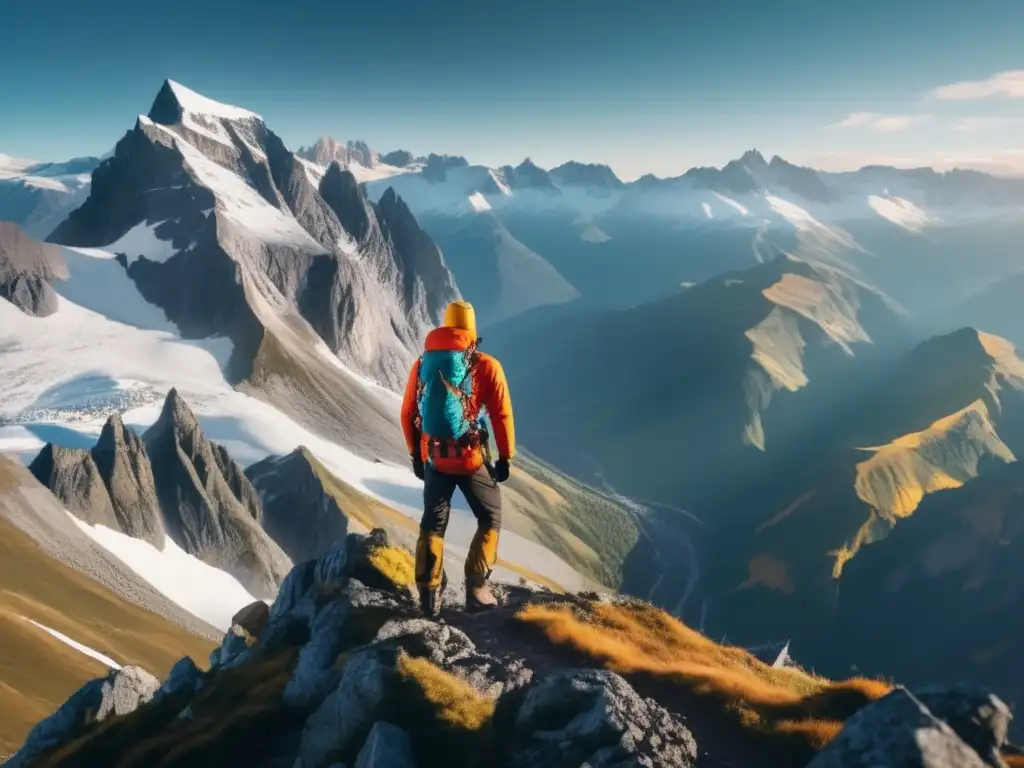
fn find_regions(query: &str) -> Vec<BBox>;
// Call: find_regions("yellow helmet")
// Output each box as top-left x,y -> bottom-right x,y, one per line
442,300 -> 477,340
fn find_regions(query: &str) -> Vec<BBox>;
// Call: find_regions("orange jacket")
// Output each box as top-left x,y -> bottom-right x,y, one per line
400,327 -> 515,475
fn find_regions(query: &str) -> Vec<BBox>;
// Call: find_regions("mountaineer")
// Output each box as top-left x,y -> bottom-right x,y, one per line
400,300 -> 515,617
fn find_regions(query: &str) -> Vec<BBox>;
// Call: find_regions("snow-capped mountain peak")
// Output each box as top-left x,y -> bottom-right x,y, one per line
159,79 -> 261,122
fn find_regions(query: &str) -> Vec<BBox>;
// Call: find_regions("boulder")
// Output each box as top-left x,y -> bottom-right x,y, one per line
505,668 -> 696,768
233,600 -> 271,639
153,656 -> 205,704
283,599 -> 351,707
806,687 -> 997,768
209,625 -> 252,670
375,618 -> 532,698
8,665 -> 159,767
912,686 -> 1012,767
295,649 -> 392,768
354,721 -> 416,768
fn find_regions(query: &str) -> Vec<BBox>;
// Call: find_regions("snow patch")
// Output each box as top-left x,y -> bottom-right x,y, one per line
867,194 -> 934,232
468,192 -> 491,212
347,161 -> 407,184
712,192 -> 749,216
102,221 -> 183,265
22,617 -> 122,670
701,202 -> 713,219
167,80 -> 260,121
159,122 -> 323,253
68,515 -> 258,631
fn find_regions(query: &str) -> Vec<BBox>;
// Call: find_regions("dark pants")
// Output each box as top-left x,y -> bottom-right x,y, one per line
415,465 -> 502,589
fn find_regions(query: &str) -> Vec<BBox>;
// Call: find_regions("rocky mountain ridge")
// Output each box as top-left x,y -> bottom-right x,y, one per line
43,79 -> 457,465
29,389 -> 291,599
5,529 -> 1018,768
0,221 -> 67,316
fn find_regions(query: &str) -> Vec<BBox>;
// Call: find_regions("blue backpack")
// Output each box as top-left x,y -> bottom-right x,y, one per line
416,344 -> 489,458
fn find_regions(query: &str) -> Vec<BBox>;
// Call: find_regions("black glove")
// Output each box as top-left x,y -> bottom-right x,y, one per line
411,453 -> 425,481
494,459 -> 510,483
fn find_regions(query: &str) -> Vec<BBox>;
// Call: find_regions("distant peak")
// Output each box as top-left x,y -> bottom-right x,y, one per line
148,79 -> 260,126
740,149 -> 768,167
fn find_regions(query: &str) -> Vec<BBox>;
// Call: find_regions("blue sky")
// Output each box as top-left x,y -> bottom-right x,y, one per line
2,0 -> 1023,180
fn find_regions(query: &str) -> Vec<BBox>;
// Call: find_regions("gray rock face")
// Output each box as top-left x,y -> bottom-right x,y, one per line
354,722 -> 416,768
246,448 -> 352,564
549,161 -> 624,189
0,220 -> 67,316
96,665 -> 160,721
375,187 -> 458,322
807,687 -> 1007,768
27,389 -> 289,598
912,686 -> 1012,767
91,413 -> 164,544
499,159 -> 560,193
375,618 -> 532,699
49,80 -> 458,402
144,388 -> 291,599
379,149 -> 417,168
29,413 -> 164,544
298,136 -> 377,170
296,649 -> 391,768
154,656 -> 205,704
506,669 -> 697,768
8,666 -> 158,768
283,599 -> 351,707
29,443 -> 119,528
210,624 -> 253,670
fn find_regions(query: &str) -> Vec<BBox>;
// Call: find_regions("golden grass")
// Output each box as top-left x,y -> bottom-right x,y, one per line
1005,754 -> 1024,767
517,600 -> 890,752
387,651 -> 497,768
397,653 -> 495,732
0,517 -> 214,754
366,544 -> 416,590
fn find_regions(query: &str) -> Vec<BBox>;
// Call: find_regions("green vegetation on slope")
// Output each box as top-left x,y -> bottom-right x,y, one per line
0,516 -> 215,754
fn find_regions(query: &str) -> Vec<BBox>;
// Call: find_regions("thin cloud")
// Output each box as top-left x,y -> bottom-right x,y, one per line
804,149 -> 1024,176
828,112 -> 931,132
929,70 -> 1024,101
953,116 -> 1024,132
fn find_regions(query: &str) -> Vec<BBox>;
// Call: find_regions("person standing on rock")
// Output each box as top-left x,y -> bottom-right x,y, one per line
400,300 -> 515,617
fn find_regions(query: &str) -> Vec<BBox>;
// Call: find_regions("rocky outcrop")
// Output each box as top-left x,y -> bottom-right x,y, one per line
91,413 -> 164,542
379,149 -> 418,168
28,389 -> 291,598
807,686 -> 1012,768
14,526 -> 1012,768
30,413 -> 164,543
375,187 -> 459,321
29,443 -> 119,529
298,136 -> 377,169
502,668 -> 697,767
11,529 -> 698,768
499,159 -> 560,193
246,447 -> 352,565
354,721 -> 416,768
549,161 -> 624,189
7,666 -> 159,768
0,221 -> 67,316
143,388 -> 290,598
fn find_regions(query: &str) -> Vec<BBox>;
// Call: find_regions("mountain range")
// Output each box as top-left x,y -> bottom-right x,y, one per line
3,78 -> 1024,759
